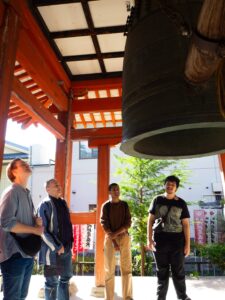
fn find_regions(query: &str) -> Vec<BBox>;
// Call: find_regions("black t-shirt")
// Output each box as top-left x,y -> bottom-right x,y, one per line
149,195 -> 190,248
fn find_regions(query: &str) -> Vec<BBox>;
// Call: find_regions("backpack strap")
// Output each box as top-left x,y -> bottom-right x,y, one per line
162,205 -> 172,222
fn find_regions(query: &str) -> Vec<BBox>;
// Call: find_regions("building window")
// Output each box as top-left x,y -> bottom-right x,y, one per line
89,204 -> 97,212
79,141 -> 98,160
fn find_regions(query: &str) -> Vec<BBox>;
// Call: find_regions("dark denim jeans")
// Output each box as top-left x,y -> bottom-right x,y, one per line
44,250 -> 73,300
0,252 -> 34,300
153,246 -> 188,300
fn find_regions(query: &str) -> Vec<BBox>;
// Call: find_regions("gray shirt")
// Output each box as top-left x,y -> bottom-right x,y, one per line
0,183 -> 35,262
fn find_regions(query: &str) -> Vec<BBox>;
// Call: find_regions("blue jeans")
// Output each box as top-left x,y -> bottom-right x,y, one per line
44,250 -> 73,300
0,252 -> 34,300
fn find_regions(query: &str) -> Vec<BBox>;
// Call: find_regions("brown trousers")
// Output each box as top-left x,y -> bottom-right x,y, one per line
104,233 -> 133,300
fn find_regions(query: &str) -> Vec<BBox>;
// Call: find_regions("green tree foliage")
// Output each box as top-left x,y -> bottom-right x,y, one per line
115,155 -> 188,275
197,243 -> 225,272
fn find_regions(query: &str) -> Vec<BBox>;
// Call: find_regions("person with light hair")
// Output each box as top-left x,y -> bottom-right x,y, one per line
0,158 -> 43,300
38,179 -> 73,300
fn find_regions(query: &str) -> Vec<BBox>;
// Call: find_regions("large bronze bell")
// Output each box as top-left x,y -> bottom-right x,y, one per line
121,0 -> 225,159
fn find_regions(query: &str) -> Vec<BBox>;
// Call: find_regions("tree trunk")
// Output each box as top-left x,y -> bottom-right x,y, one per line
140,243 -> 145,276
185,0 -> 225,84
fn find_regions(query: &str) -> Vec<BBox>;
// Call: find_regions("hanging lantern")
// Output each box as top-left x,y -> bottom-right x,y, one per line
121,0 -> 225,159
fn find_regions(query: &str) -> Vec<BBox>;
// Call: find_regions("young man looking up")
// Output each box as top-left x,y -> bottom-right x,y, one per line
38,179 -> 73,300
100,183 -> 133,300
147,175 -> 191,300
0,158 -> 43,300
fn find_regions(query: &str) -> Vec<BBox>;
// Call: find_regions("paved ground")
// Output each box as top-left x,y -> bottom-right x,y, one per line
0,275 -> 225,299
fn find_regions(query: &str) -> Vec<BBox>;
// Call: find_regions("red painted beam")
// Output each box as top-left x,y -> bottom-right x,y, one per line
0,1 -> 5,26
17,27 -> 69,111
55,110 -> 73,202
9,0 -> 70,93
49,97 -> 122,114
70,212 -> 96,225
95,145 -> 110,286
12,77 -> 66,140
219,154 -> 225,184
6,1 -> 69,111
89,137 -> 121,147
0,4 -> 20,177
73,97 -> 121,113
71,127 -> 122,140
72,77 -> 122,90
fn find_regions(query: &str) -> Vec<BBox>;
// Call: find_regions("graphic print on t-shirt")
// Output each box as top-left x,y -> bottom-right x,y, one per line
156,205 -> 183,233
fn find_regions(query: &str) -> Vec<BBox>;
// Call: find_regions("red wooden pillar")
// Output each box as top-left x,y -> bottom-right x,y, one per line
95,144 -> 110,287
218,154 -> 225,192
0,3 -> 20,177
55,103 -> 72,204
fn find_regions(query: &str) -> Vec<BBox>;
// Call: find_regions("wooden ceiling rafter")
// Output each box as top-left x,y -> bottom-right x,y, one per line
21,117 -> 34,130
75,120 -> 122,126
63,51 -> 124,62
69,78 -> 123,129
50,25 -> 126,39
30,2 -> 73,80
90,113 -> 96,128
11,62 -> 52,128
81,0 -> 106,74
73,71 -> 122,81
17,27 -> 69,111
5,1 -> 70,112
31,0 -> 84,5
43,99 -> 53,109
14,64 -> 24,73
2,0 -> 126,160
9,0 -> 71,92
84,88 -> 97,129
13,72 -> 123,130
94,90 -> 105,127
8,105 -> 21,114
11,76 -> 66,140
11,56 -> 69,135
16,72 -> 31,82
8,109 -> 27,118
23,79 -> 36,88
111,114 -> 116,124
27,85 -> 41,93
39,96 -> 50,103
14,114 -> 31,123
79,113 -> 87,128
31,90 -> 46,98
108,92 -> 116,126
30,1 -> 126,81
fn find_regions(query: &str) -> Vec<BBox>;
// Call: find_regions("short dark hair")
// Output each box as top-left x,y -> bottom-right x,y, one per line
164,175 -> 180,188
108,183 -> 119,191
